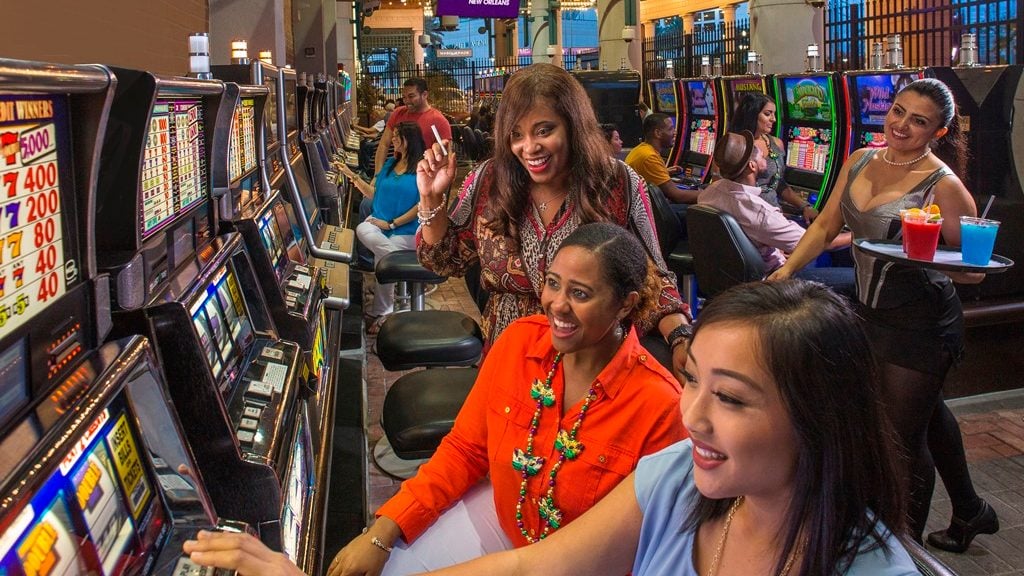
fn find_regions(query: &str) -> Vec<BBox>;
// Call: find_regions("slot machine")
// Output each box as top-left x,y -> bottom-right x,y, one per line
571,70 -> 643,148
772,73 -> 847,208
214,81 -> 343,554
646,79 -> 680,161
672,78 -> 720,186
717,74 -> 769,134
218,63 -> 352,326
926,65 -> 1024,301
0,58 -> 241,576
92,68 -> 326,572
842,70 -> 923,155
274,68 -> 355,290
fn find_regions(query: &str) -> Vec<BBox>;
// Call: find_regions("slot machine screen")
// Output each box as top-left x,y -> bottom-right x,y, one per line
228,98 -> 257,182
653,81 -> 676,114
284,79 -> 298,136
727,78 -> 765,113
141,98 -> 208,238
287,158 -> 319,230
853,73 -> 918,127
0,93 -> 82,340
682,163 -> 707,181
0,397 -> 166,576
189,263 -> 255,388
264,76 -> 279,149
687,118 -> 716,156
684,81 -> 715,117
258,209 -> 289,282
0,338 -> 28,429
272,201 -> 304,262
280,410 -> 311,561
780,76 -> 833,123
785,125 -> 831,174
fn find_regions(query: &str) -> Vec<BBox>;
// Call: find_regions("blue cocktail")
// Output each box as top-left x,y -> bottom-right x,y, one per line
960,216 -> 1000,266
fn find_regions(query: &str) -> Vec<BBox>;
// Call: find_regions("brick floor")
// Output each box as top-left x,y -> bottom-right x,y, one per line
357,272 -> 1024,575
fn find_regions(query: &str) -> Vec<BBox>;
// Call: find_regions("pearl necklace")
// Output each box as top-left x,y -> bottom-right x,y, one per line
511,352 -> 596,542
707,497 -> 802,576
882,147 -> 931,167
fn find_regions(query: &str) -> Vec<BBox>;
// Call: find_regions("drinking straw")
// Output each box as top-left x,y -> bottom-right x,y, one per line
980,195 -> 995,219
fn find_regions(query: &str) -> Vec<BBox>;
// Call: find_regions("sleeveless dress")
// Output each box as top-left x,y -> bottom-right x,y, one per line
839,150 -> 963,375
757,136 -> 787,207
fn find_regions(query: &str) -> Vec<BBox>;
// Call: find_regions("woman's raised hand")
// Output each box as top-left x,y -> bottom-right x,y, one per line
417,139 -> 457,204
183,530 -> 305,576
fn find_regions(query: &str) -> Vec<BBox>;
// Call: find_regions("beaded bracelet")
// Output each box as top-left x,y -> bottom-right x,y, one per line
417,196 -> 447,226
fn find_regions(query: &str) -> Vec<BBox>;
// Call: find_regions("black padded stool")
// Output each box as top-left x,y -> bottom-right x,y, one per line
372,250 -> 483,478
378,368 -> 477,459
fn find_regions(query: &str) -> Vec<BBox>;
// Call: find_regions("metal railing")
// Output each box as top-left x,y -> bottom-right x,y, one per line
825,0 -> 1021,70
641,19 -> 751,84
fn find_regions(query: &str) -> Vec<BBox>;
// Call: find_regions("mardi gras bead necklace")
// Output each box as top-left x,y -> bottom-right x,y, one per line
512,352 -> 597,542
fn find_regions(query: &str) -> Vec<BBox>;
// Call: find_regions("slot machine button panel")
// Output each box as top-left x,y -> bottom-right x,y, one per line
245,380 -> 274,401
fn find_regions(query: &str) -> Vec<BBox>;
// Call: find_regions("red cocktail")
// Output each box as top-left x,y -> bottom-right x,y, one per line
902,215 -> 943,261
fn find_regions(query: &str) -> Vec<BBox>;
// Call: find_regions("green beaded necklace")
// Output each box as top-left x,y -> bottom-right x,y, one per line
511,352 -> 597,542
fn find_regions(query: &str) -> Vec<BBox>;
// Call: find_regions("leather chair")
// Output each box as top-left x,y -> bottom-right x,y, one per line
372,250 -> 483,477
902,537 -> 958,576
644,183 -> 696,308
460,125 -> 479,167
685,204 -> 766,300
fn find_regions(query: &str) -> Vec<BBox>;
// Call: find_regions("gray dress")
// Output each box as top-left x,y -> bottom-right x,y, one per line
839,149 -> 963,374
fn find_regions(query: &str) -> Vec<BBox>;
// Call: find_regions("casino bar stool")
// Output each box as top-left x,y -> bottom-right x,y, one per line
372,250 -> 483,478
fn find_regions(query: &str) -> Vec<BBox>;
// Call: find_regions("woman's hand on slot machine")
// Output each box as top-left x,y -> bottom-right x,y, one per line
183,530 -> 306,576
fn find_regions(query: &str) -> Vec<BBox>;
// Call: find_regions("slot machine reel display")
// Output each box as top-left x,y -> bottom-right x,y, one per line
0,58 -> 240,576
674,79 -> 719,185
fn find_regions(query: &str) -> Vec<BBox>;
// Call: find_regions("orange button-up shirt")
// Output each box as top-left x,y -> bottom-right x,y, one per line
377,315 -> 686,545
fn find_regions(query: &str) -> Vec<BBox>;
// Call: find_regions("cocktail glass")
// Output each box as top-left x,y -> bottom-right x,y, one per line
960,216 -> 1000,266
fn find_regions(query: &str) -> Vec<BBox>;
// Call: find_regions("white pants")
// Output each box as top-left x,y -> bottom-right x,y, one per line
355,221 -> 417,316
381,482 -> 514,575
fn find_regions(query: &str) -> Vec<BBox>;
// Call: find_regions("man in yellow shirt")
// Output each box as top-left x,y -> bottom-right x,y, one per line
625,113 -> 698,206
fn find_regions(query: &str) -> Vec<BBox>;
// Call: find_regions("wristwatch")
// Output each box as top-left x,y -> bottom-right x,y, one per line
388,220 -> 395,230
665,323 -> 694,348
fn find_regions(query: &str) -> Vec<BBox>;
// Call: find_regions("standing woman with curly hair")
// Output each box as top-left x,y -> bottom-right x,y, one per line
415,63 -> 692,373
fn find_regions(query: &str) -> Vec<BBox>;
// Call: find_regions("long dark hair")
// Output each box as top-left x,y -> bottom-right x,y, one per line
487,63 -> 618,240
555,222 -> 656,328
729,92 -> 773,135
898,78 -> 968,178
684,280 -> 906,576
387,121 -> 426,176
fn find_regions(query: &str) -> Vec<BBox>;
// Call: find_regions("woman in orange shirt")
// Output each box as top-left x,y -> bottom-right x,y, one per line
183,223 -> 687,576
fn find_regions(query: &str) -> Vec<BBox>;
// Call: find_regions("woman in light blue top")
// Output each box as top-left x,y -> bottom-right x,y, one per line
342,121 -> 425,330
415,280 -> 917,575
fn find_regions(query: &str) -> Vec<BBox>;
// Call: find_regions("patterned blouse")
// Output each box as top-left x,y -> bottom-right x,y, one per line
417,159 -> 688,350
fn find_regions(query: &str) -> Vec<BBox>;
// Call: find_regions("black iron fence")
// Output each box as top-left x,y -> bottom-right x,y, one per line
641,19 -> 750,83
825,0 -> 1022,70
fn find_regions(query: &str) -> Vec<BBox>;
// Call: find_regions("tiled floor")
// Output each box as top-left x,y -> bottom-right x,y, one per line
358,273 -> 1024,575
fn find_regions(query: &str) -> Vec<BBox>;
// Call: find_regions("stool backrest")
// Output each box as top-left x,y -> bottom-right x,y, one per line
686,204 -> 766,299
644,183 -> 683,259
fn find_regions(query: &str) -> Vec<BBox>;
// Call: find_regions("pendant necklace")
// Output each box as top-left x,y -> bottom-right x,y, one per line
882,147 -> 931,167
706,496 -> 803,576
511,352 -> 596,542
